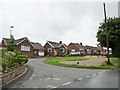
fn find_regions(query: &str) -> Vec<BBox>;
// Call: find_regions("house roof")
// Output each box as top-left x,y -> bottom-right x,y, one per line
32,42 -> 44,50
2,37 -> 26,46
47,41 -> 61,48
2,38 -> 11,46
2,37 -> 35,48
70,43 -> 85,49
47,41 -> 67,48
85,45 -> 98,50
14,37 -> 27,45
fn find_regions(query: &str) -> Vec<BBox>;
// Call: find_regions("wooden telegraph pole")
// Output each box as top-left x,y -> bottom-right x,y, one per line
103,3 -> 111,65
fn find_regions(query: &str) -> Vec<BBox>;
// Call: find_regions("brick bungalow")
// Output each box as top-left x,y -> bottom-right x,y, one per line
32,42 -> 45,56
84,45 -> 99,55
68,43 -> 86,55
44,41 -> 68,56
1,37 -> 44,58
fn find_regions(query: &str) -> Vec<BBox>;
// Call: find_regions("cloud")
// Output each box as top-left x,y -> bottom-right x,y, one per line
0,1 -> 118,46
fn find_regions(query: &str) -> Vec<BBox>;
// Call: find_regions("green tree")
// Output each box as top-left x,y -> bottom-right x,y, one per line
96,17 -> 120,57
7,37 -> 15,52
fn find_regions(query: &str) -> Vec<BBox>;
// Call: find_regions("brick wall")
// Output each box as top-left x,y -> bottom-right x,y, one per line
15,39 -> 34,58
0,65 -> 26,85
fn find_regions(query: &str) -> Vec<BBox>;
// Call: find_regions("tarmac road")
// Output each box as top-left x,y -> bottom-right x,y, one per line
2,58 -> 118,89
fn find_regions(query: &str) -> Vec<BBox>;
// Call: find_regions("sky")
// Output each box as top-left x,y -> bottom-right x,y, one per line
0,0 -> 119,46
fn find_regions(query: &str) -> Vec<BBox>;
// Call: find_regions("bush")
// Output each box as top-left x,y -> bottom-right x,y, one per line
1,51 -> 28,72
1,48 -> 7,57
15,55 -> 28,64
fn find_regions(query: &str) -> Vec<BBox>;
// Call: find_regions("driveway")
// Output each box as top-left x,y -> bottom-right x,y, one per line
3,58 -> 113,89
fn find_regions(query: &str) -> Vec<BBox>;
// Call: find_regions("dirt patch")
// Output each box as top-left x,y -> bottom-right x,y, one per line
60,56 -> 107,66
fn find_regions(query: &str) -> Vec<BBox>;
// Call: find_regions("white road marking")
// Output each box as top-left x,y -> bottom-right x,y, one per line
47,85 -> 57,89
39,79 -> 42,80
47,85 -> 54,88
92,74 -> 96,77
62,82 -> 71,86
98,72 -> 102,75
29,78 -> 33,80
86,75 -> 90,78
45,78 -> 51,80
78,78 -> 82,80
53,78 -> 60,81
52,86 -> 57,88
31,74 -> 36,77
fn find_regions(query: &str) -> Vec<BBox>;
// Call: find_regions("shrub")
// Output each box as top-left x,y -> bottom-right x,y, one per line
1,51 -> 28,72
1,48 -> 7,57
15,55 -> 28,64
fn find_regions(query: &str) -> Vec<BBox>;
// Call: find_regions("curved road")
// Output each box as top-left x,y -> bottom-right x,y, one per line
3,58 -> 116,89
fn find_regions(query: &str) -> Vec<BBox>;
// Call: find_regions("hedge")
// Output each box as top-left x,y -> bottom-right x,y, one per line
1,51 -> 28,72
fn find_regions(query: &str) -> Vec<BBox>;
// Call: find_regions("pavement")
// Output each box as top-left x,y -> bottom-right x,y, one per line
2,58 -> 119,89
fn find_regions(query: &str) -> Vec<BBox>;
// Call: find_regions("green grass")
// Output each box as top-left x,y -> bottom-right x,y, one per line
0,58 -> 2,70
45,57 -> 119,69
45,57 -> 88,66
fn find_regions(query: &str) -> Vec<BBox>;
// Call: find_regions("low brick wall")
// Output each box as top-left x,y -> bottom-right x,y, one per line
0,65 -> 26,85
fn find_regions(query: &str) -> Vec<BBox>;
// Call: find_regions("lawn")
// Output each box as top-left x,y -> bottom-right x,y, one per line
45,57 -> 89,66
45,57 -> 119,69
0,58 -> 2,70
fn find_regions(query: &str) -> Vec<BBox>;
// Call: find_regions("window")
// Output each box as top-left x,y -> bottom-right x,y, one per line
21,45 -> 30,51
80,49 -> 84,53
60,48 -> 65,52
48,48 -> 52,52
87,49 -> 91,52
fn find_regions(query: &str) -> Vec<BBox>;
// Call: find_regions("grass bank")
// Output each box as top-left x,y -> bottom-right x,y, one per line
45,57 -> 119,69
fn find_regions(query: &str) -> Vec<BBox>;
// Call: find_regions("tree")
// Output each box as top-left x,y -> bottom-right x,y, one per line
7,37 -> 15,52
96,17 -> 120,57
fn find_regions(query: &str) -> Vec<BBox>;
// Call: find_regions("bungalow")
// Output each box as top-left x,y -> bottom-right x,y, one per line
100,47 -> 112,55
1,37 -> 44,57
68,43 -> 86,55
44,41 -> 67,56
85,45 -> 98,55
32,42 -> 45,56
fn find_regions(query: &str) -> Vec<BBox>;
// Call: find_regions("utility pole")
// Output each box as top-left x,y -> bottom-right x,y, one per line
103,3 -> 111,65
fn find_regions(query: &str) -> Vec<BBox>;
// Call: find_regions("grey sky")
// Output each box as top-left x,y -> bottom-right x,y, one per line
0,0 -> 119,46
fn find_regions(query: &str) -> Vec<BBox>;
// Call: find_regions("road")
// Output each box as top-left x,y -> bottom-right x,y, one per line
3,58 -> 119,89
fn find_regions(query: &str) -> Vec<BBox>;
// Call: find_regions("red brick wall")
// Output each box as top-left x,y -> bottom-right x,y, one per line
44,43 -> 67,56
44,43 -> 54,55
68,43 -> 79,52
56,45 -> 67,55
15,39 -> 34,58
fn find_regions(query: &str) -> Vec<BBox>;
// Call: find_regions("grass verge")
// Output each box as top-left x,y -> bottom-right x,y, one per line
0,58 -> 2,70
45,57 -> 88,66
45,57 -> 119,69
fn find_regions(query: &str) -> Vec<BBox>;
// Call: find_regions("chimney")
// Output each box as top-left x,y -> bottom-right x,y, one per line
59,41 -> 62,44
80,43 -> 82,45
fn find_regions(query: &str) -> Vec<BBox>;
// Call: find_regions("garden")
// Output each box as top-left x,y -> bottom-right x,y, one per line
0,49 -> 28,73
